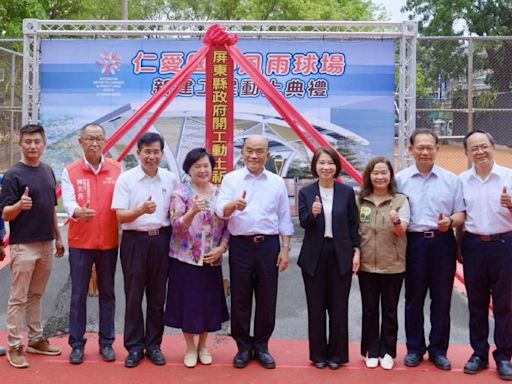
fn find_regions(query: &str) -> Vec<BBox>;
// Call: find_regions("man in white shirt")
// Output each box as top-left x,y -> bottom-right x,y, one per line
112,132 -> 178,368
396,129 -> 465,370
458,130 -> 512,381
216,135 -> 294,369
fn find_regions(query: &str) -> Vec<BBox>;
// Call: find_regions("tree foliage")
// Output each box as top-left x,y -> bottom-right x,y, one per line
1,0 -> 381,38
405,0 -> 512,92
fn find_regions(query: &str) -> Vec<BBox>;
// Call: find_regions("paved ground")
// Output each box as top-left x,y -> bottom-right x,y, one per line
0,218 -> 487,349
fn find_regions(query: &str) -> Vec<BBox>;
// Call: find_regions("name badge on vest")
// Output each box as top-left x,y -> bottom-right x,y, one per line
360,206 -> 372,224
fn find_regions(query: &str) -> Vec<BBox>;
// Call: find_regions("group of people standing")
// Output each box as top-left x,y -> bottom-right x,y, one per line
0,124 -> 510,381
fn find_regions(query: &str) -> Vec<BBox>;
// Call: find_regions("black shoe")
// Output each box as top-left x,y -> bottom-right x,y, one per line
99,345 -> 116,362
0,346 -> 6,356
327,361 -> 341,370
69,347 -> 84,365
313,361 -> 327,369
429,354 -> 451,370
404,352 -> 423,367
124,350 -> 144,368
463,355 -> 488,374
254,350 -> 276,369
497,361 -> 512,381
233,349 -> 252,368
146,348 -> 166,365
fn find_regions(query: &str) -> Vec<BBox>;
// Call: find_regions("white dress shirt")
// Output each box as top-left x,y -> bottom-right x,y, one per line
396,163 -> 465,232
215,167 -> 294,236
460,162 -> 512,235
111,165 -> 178,231
61,156 -> 105,218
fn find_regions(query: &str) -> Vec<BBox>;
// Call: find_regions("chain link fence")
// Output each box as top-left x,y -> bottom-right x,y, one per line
0,39 -> 23,173
416,36 -> 512,175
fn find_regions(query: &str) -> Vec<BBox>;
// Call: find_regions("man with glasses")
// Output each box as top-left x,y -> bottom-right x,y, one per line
112,132 -> 178,368
396,129 -> 465,370
458,130 -> 512,381
61,123 -> 121,364
216,135 -> 293,369
0,124 -> 65,368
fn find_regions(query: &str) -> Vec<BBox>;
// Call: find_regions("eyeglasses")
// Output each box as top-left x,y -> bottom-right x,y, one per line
413,145 -> 436,153
469,144 -> 491,153
82,136 -> 105,144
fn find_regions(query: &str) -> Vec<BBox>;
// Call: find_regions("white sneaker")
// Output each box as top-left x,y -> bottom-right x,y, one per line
379,354 -> 394,370
365,356 -> 379,368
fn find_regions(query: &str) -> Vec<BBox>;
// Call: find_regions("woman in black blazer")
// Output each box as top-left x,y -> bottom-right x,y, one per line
298,147 -> 360,370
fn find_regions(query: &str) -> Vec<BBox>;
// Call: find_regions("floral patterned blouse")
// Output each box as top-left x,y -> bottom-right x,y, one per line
169,182 -> 229,267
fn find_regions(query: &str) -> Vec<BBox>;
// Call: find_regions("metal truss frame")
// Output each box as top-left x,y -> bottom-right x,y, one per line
22,19 -> 417,169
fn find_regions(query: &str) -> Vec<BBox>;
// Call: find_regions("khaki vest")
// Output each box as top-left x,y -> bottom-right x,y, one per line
357,193 -> 407,274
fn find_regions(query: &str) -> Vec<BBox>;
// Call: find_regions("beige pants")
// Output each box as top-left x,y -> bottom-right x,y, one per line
6,241 -> 53,348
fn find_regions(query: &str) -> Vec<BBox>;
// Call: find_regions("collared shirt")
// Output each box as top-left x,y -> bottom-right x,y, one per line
396,163 -> 465,232
62,156 -> 105,218
215,167 -> 294,236
111,165 -> 178,231
460,162 -> 512,235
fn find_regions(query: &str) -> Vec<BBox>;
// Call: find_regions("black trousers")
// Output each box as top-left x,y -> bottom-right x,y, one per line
68,247 -> 118,348
302,238 -> 352,364
358,271 -> 404,358
405,231 -> 456,357
120,227 -> 170,353
462,234 -> 512,363
229,235 -> 280,353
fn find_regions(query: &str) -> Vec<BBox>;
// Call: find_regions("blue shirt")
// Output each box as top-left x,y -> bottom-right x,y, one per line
396,164 -> 465,232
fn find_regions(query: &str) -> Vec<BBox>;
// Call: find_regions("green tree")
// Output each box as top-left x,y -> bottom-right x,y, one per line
405,0 -> 512,92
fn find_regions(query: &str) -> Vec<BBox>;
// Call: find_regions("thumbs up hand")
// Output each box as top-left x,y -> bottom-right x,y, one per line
500,186 -> 512,209
76,201 -> 96,222
437,212 -> 452,232
234,190 -> 247,211
141,195 -> 156,214
192,195 -> 210,213
19,186 -> 32,210
389,202 -> 400,224
312,195 -> 322,217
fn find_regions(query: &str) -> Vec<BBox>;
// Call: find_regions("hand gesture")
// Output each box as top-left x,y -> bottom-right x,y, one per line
389,202 -> 400,224
192,195 -> 210,213
312,195 -> 322,217
141,196 -> 156,214
19,186 -> 32,211
79,202 -> 96,222
437,212 -> 451,232
233,190 -> 247,211
500,186 -> 512,209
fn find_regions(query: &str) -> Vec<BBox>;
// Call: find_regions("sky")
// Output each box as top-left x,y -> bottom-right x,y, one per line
375,0 -> 410,21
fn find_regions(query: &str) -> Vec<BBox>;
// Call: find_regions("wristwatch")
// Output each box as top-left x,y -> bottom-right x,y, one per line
281,245 -> 291,251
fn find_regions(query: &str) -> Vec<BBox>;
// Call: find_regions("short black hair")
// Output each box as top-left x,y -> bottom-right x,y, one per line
20,124 -> 46,143
183,147 -> 216,174
462,129 -> 495,150
409,128 -> 439,146
80,123 -> 106,136
137,132 -> 164,150
310,146 -> 342,178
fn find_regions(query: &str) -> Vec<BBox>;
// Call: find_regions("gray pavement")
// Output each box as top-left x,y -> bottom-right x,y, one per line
0,218 -> 488,349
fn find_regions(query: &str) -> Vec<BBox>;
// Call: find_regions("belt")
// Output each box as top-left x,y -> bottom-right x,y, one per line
236,234 -> 277,244
465,231 -> 512,242
408,230 -> 441,239
124,226 -> 170,237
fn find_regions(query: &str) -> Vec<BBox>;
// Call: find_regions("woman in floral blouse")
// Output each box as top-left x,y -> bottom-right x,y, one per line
164,148 -> 229,368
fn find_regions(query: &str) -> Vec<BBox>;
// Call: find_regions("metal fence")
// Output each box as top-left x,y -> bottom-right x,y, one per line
0,39 -> 23,172
416,36 -> 512,175
2,34 -> 512,175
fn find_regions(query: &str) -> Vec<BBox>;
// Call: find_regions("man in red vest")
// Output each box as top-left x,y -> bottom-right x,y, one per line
61,123 -> 121,364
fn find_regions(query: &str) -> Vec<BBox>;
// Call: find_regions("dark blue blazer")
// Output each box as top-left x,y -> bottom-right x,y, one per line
297,181 -> 360,278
